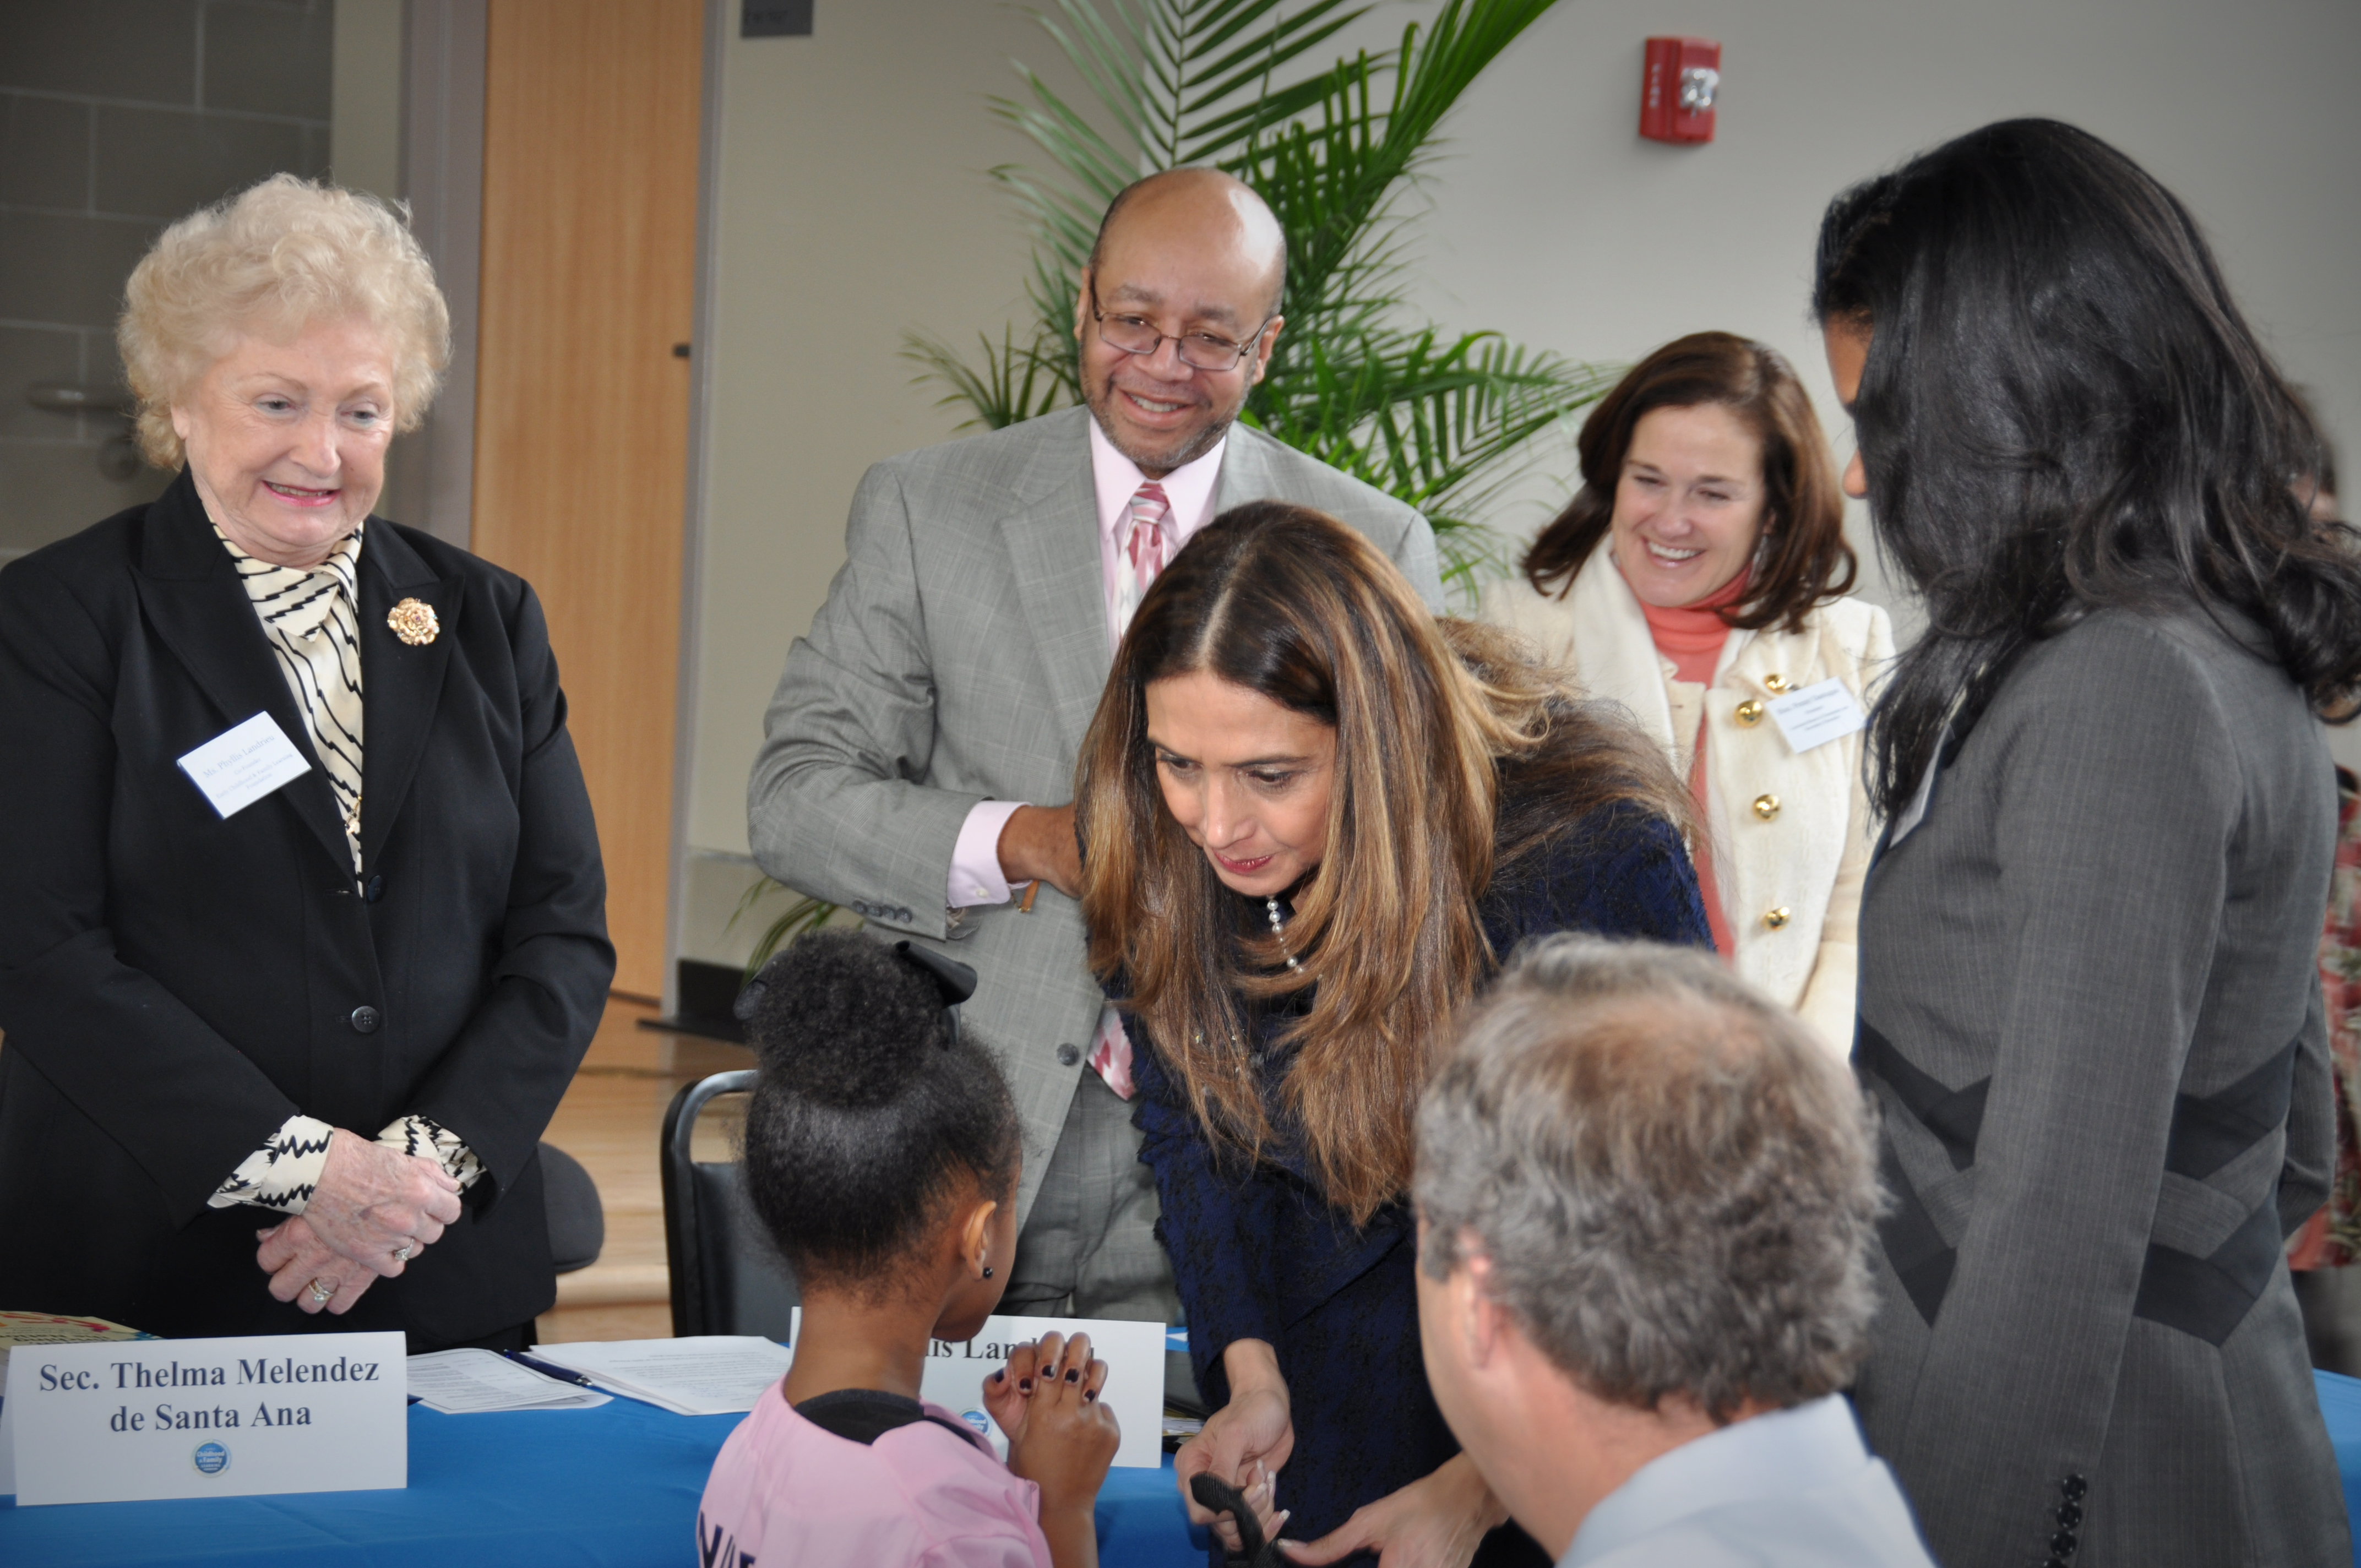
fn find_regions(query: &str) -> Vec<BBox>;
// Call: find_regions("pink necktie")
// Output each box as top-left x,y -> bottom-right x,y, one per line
1089,483 -> 1173,1100
1112,482 -> 1172,636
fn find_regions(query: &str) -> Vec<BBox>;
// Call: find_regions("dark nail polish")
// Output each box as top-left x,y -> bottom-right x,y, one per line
1085,1389 -> 1098,1402
991,1369 -> 1005,1383
1018,1379 -> 1033,1393
1064,1366 -> 1081,1382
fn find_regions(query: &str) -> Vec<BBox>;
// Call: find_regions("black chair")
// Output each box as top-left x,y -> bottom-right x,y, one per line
660,1070 -> 797,1337
539,1141 -> 605,1275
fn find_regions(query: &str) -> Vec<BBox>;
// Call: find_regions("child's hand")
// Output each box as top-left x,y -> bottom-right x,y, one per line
995,1332 -> 1120,1525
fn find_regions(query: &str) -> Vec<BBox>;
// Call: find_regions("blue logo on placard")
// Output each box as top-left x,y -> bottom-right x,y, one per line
192,1441 -> 230,1476
960,1409 -> 991,1435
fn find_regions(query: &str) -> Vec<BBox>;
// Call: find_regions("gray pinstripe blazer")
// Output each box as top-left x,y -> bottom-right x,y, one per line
1852,604 -> 2350,1567
746,407 -> 1440,1224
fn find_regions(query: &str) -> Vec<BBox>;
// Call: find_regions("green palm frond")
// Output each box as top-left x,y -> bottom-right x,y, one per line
909,0 -> 1611,596
902,324 -> 1078,432
726,879 -> 850,983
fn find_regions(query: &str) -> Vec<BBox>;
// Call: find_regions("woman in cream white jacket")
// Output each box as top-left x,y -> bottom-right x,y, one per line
1483,332 -> 1890,1052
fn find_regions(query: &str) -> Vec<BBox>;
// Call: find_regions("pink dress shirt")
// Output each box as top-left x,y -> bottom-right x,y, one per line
697,1380 -> 1052,1568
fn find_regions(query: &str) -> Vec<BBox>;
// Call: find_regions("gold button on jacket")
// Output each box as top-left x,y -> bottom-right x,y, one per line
1764,673 -> 1789,693
1753,793 -> 1781,821
1764,906 -> 1792,929
1735,699 -> 1765,727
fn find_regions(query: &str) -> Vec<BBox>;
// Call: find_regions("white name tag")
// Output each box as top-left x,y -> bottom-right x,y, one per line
788,1311 -> 1165,1470
2,1332 -> 406,1505
177,711 -> 312,819
1765,678 -> 1868,753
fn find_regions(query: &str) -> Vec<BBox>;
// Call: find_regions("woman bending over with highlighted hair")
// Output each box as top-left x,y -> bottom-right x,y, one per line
1076,502 -> 1710,1568
696,930 -> 1118,1568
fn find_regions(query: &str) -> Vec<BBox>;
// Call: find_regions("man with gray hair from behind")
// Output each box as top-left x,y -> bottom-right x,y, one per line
1413,937 -> 1938,1566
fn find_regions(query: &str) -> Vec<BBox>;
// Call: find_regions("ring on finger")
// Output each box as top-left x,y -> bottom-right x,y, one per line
393,1240 -> 413,1264
308,1278 -> 335,1305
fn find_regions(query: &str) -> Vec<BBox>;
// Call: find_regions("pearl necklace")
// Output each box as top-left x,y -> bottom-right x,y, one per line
1265,896 -> 1302,973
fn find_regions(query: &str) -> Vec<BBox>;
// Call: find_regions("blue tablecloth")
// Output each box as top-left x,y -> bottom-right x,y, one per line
0,1392 -> 1205,1566
14,1371 -> 2359,1564
2317,1368 -> 2361,1558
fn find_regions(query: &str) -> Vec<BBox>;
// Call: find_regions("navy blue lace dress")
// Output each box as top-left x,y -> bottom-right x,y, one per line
1125,797 -> 1711,1567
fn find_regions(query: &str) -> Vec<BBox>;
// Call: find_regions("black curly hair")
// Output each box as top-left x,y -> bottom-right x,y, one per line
1813,118 -> 2361,816
738,929 -> 1022,1295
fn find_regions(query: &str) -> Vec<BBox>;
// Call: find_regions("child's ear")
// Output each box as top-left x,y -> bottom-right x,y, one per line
959,1195 -> 1000,1280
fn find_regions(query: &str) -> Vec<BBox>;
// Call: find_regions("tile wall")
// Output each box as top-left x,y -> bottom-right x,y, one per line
0,0 -> 333,558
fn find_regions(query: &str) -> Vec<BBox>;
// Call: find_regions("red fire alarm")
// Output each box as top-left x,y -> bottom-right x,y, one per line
1640,36 -> 1720,144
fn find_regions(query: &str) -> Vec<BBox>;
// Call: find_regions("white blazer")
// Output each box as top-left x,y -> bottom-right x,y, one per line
1481,549 -> 1892,1053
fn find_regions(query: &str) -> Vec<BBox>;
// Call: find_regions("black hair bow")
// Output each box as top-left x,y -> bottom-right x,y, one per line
732,938 -> 977,1038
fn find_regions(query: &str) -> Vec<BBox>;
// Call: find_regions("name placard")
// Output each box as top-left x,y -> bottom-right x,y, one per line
3,1332 -> 406,1505
788,1310 -> 1164,1469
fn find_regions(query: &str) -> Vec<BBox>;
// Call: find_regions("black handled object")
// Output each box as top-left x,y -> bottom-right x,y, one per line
1188,1473 -> 1284,1568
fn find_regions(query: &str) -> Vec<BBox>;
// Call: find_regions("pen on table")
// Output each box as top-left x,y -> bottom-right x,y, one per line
502,1349 -> 600,1389
1018,879 -> 1041,914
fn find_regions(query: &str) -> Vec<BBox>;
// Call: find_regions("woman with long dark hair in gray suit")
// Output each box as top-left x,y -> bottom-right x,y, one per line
1814,119 -> 2361,1567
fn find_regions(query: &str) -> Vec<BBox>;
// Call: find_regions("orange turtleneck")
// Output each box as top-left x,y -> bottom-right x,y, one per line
1628,565 -> 1749,956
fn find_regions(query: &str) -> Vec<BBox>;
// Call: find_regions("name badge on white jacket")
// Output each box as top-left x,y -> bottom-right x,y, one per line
1766,678 -> 1867,753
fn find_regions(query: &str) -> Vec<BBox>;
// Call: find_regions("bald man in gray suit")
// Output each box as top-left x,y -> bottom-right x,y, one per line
748,171 -> 1439,1361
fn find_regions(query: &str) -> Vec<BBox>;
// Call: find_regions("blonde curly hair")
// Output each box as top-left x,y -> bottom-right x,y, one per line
118,174 -> 450,469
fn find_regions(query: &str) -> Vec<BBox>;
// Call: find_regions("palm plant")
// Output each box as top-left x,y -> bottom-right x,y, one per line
905,0 -> 1619,597
728,879 -> 839,983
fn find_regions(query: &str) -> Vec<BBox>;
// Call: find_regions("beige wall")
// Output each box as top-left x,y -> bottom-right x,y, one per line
1389,0 -> 2361,658
329,0 -> 405,203
687,4 -> 1095,879
680,0 -> 2361,959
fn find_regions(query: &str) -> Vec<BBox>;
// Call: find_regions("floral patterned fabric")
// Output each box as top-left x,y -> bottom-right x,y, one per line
2292,766 -> 2361,1270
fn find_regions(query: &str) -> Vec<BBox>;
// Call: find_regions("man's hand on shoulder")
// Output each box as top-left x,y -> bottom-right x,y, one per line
998,803 -> 1082,901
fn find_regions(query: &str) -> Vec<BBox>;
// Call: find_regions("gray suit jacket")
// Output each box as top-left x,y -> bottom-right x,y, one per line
747,407 -> 1440,1223
1853,605 -> 2349,1567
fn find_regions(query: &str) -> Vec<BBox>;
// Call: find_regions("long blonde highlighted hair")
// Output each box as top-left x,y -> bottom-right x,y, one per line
1077,502 -> 1691,1223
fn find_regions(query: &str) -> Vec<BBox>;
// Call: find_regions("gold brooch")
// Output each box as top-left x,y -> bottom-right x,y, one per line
387,598 -> 439,646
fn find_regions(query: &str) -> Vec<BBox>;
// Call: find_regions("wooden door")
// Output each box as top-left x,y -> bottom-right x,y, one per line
472,0 -> 702,1000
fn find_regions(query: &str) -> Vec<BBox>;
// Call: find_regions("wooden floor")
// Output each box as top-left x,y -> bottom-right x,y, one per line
536,996 -> 752,1343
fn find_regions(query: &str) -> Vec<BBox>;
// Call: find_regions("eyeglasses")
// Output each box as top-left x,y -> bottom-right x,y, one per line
1089,280 -> 1274,373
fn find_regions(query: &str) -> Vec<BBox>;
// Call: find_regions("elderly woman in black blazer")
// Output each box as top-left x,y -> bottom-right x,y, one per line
0,175 -> 612,1351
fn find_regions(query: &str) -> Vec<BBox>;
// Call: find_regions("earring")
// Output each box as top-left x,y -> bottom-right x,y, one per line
982,1265 -> 994,1279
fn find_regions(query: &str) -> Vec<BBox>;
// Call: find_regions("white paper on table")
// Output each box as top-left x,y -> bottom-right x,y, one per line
176,711 -> 313,818
529,1336 -> 792,1416
406,1349 -> 610,1414
787,1310 -> 1166,1470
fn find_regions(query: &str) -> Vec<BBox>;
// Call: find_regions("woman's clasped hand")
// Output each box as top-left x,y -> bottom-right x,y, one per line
254,1130 -> 463,1314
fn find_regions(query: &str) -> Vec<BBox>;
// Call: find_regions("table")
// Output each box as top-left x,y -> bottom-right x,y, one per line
2318,1368 -> 2361,1553
14,1373 -> 2361,1564
0,1393 -> 1206,1566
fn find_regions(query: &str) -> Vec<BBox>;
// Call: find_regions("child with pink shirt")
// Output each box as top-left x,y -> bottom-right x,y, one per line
697,930 -> 1119,1567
